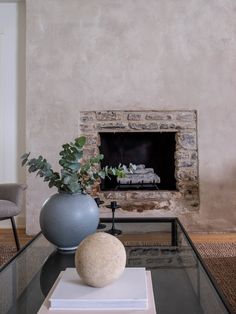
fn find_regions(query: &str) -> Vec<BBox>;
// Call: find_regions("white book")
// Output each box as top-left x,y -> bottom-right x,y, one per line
37,270 -> 156,314
49,267 -> 148,310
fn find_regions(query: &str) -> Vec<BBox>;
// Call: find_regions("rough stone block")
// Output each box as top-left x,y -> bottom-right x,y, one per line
175,122 -> 196,130
176,170 -> 198,181
127,113 -> 142,120
126,191 -> 159,200
175,150 -> 190,160
103,191 -> 127,200
80,111 -> 95,119
178,132 -> 197,149
176,111 -> 196,122
129,122 -> 159,130
177,181 -> 198,190
96,111 -> 120,121
145,113 -> 172,120
84,134 -> 99,145
83,147 -> 98,159
80,115 -> 94,122
119,201 -> 162,212
160,123 -> 176,129
189,201 -> 200,209
191,152 -> 198,160
97,122 -> 126,129
176,160 -> 195,167
80,124 -> 95,132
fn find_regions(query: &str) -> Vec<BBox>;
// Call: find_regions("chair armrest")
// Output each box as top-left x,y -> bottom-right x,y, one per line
0,183 -> 27,210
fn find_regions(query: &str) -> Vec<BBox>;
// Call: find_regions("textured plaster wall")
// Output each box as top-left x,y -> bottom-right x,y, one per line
26,0 -> 236,234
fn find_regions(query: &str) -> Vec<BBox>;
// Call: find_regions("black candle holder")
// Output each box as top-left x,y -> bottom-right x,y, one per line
94,197 -> 106,230
106,201 -> 122,236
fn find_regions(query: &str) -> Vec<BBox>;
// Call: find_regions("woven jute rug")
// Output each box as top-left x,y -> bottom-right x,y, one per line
196,243 -> 236,313
0,246 -> 17,268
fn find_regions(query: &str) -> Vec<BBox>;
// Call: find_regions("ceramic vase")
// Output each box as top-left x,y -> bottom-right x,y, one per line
39,192 -> 99,251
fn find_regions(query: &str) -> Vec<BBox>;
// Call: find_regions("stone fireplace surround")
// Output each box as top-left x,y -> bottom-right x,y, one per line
80,110 -> 199,218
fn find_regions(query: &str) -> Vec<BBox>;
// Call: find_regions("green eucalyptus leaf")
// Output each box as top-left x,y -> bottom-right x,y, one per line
28,165 -> 37,172
75,136 -> 86,148
67,163 -> 80,171
80,163 -> 90,172
36,170 -> 44,177
21,152 -> 30,159
48,181 -> 55,188
63,175 -> 71,184
75,151 -> 83,160
89,157 -> 99,164
21,158 -> 28,167
98,170 -> 106,179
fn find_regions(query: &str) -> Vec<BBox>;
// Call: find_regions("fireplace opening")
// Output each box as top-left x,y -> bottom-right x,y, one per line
99,132 -> 176,191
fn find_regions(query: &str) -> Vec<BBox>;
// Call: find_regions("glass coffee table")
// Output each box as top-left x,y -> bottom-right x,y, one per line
0,218 -> 232,314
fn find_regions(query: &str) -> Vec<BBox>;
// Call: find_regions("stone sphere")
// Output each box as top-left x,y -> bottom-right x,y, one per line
75,232 -> 126,287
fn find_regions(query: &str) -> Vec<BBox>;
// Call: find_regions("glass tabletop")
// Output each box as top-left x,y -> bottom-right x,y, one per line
0,218 -> 232,314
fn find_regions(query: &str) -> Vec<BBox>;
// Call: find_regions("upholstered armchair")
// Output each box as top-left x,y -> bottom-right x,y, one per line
0,183 -> 27,250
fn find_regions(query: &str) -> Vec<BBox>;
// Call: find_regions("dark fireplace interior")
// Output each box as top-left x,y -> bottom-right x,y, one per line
99,132 -> 176,191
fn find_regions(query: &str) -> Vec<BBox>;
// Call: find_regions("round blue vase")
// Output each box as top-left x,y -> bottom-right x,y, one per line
40,192 -> 99,251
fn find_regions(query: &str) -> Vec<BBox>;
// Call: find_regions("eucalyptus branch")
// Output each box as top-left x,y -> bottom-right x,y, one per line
21,136 -> 134,194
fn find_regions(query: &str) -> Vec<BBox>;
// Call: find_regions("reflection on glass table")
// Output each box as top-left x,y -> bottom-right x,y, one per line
0,218 -> 232,314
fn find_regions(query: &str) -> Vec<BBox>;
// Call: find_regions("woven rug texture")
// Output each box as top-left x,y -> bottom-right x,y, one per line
196,242 -> 236,313
0,246 -> 17,268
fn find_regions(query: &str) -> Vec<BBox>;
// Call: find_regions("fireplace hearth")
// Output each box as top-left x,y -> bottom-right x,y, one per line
79,110 -> 199,216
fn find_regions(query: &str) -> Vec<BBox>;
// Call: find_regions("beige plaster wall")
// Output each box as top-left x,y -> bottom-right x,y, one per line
26,0 -> 236,234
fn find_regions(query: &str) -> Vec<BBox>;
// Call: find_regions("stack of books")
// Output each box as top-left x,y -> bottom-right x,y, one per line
38,267 -> 156,314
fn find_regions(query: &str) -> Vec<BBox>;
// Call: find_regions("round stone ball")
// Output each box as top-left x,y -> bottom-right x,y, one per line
75,232 -> 126,287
